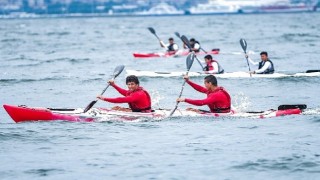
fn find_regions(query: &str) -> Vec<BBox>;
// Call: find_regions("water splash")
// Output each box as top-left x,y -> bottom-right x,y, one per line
150,90 -> 164,109
232,92 -> 251,112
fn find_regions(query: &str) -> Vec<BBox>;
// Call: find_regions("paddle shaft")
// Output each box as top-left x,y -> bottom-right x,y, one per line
195,56 -> 204,70
240,39 -> 252,77
83,78 -> 114,113
169,70 -> 192,117
200,47 -> 207,54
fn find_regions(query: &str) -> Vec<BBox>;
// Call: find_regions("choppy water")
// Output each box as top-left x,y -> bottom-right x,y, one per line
1,13 -> 320,179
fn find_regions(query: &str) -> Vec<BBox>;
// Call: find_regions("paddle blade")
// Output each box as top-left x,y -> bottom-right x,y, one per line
174,32 -> 180,38
181,35 -> 191,50
186,53 -> 195,70
113,65 -> 125,78
278,104 -> 307,110
83,100 -> 98,113
148,27 -> 156,34
306,70 -> 320,73
240,38 -> 247,53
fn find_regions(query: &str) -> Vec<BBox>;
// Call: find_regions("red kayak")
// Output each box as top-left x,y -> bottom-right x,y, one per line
133,48 -> 220,58
3,104 -> 303,123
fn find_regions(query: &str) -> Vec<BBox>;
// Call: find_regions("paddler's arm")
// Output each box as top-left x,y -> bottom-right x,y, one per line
177,97 -> 213,106
109,80 -> 128,96
159,41 -> 167,49
246,54 -> 258,65
184,75 -> 207,93
97,95 -> 138,103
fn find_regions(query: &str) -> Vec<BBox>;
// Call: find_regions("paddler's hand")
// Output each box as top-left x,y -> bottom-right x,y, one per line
97,95 -> 104,100
177,98 -> 185,102
249,71 -> 256,74
183,75 -> 189,81
160,41 -> 165,47
108,80 -> 115,86
245,54 -> 249,58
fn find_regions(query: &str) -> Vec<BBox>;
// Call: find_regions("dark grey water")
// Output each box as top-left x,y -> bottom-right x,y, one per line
1,13 -> 320,179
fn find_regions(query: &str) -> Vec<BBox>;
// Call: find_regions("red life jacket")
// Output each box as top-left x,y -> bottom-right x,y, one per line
208,87 -> 231,113
204,60 -> 224,74
126,87 -> 152,112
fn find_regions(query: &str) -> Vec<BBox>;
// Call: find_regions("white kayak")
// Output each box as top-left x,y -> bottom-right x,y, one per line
126,70 -> 320,78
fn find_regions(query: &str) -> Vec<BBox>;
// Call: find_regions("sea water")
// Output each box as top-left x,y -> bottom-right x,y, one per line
1,13 -> 320,179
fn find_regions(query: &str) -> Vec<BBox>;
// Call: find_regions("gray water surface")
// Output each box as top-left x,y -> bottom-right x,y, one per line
1,13 -> 320,179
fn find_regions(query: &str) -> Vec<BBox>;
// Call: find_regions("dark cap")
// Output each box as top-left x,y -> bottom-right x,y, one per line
190,38 -> 195,42
168,37 -> 174,41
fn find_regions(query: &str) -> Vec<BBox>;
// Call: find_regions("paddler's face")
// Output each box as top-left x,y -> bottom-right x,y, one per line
261,54 -> 268,61
205,58 -> 210,64
204,81 -> 211,89
127,82 -> 139,91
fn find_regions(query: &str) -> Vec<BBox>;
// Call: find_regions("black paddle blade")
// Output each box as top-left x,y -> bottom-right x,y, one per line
148,27 -> 156,34
181,35 -> 191,50
240,38 -> 247,53
174,32 -> 180,38
278,104 -> 307,110
83,100 -> 98,113
306,70 -> 320,73
113,65 -> 125,78
186,53 -> 195,70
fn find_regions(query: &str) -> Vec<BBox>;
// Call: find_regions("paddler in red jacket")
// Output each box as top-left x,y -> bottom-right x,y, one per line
97,75 -> 152,112
177,75 -> 231,113
203,55 -> 224,74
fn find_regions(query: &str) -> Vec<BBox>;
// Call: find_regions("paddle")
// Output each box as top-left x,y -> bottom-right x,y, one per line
174,32 -> 181,39
179,35 -> 204,70
306,70 -> 320,73
169,53 -> 195,116
83,65 -> 125,113
148,27 -> 161,41
240,38 -> 252,77
148,27 -> 167,49
175,32 -> 208,53
278,104 -> 307,110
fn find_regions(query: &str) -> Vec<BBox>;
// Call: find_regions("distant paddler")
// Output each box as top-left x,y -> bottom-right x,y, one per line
184,38 -> 201,53
160,37 -> 179,54
202,55 -> 224,74
148,27 -> 179,55
246,51 -> 275,74
176,75 -> 231,113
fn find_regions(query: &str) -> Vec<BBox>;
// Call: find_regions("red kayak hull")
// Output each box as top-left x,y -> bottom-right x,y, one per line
133,49 -> 220,58
3,105 -> 94,123
3,104 -> 302,123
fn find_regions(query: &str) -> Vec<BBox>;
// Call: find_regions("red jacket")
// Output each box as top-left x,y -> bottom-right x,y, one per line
185,80 -> 231,113
101,84 -> 151,112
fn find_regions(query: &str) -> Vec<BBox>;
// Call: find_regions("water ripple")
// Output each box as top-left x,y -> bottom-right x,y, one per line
232,155 -> 320,172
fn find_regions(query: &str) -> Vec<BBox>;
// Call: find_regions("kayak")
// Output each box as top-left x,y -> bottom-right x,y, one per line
133,49 -> 220,58
126,70 -> 320,78
3,104 -> 302,123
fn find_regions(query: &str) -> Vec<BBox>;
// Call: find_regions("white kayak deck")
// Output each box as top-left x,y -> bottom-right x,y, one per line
126,70 -> 320,78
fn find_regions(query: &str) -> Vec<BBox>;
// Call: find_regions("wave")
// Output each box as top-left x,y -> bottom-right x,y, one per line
0,77 -> 68,84
281,33 -> 320,42
231,155 -> 320,172
9,58 -> 90,67
1,38 -> 25,43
